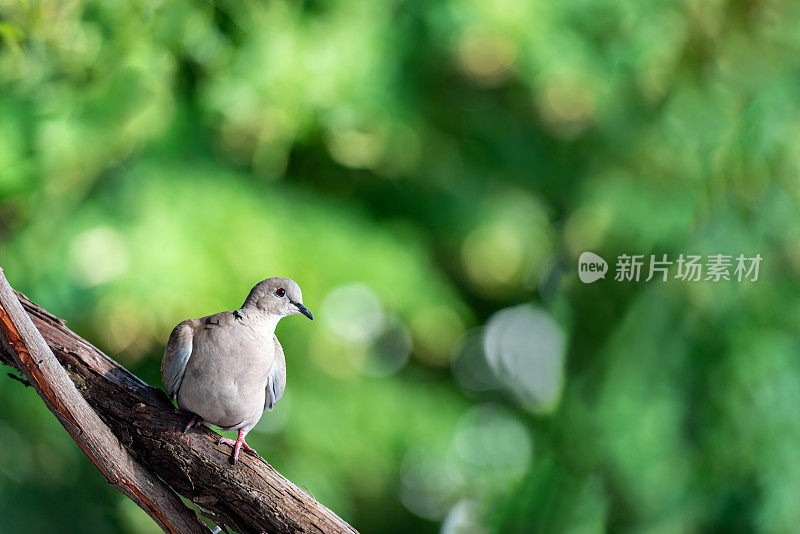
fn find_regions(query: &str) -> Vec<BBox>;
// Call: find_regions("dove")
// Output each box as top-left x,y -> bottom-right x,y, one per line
161,277 -> 313,463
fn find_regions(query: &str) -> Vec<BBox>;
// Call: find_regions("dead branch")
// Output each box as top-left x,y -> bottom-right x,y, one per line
0,269 -> 208,533
0,269 -> 357,534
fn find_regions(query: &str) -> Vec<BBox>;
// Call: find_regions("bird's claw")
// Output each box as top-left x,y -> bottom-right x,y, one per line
218,436 -> 258,453
183,415 -> 202,433
218,435 -> 258,463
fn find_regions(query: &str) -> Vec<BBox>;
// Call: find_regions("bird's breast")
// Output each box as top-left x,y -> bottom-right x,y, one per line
178,329 -> 276,427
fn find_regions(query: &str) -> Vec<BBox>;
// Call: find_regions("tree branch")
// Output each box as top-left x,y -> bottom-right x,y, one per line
0,270 -> 358,534
0,269 -> 208,533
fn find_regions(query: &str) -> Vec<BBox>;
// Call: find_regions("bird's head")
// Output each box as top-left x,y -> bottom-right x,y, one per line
242,277 -> 314,320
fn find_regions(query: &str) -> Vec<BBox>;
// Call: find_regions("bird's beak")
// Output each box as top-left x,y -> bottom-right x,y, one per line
293,302 -> 314,321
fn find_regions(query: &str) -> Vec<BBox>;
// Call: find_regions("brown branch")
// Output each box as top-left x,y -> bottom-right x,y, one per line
0,270 -> 358,534
0,269 -> 208,534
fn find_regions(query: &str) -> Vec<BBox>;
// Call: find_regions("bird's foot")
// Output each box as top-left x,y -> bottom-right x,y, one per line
183,415 -> 203,433
218,436 -> 258,454
218,431 -> 258,463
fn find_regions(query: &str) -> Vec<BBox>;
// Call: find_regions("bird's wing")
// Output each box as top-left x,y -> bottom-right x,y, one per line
265,335 -> 287,411
161,319 -> 197,399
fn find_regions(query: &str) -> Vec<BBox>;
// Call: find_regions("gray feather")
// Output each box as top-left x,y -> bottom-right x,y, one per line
161,320 -> 194,399
265,336 -> 287,411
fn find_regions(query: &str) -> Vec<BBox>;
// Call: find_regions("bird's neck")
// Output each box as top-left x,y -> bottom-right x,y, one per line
238,306 -> 280,335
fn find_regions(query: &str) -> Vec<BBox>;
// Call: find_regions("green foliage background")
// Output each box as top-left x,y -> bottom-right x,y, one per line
2,0 -> 800,532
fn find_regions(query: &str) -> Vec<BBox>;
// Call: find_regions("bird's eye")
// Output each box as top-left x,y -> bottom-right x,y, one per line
275,288 -> 286,298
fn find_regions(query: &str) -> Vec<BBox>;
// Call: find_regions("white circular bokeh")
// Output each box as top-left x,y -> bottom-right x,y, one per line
483,304 -> 566,412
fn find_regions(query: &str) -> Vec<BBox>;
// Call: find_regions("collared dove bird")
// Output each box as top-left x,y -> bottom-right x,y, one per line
161,277 -> 313,463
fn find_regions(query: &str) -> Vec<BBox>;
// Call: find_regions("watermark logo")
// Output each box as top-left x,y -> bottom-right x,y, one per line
578,252 -> 608,283
578,252 -> 762,283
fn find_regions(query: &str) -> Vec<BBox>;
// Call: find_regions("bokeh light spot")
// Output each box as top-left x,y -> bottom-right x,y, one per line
483,304 -> 566,412
69,226 -> 129,287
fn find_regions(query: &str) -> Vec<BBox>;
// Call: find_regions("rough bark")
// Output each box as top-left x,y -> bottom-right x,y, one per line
0,271 -> 357,534
0,270 -> 208,533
